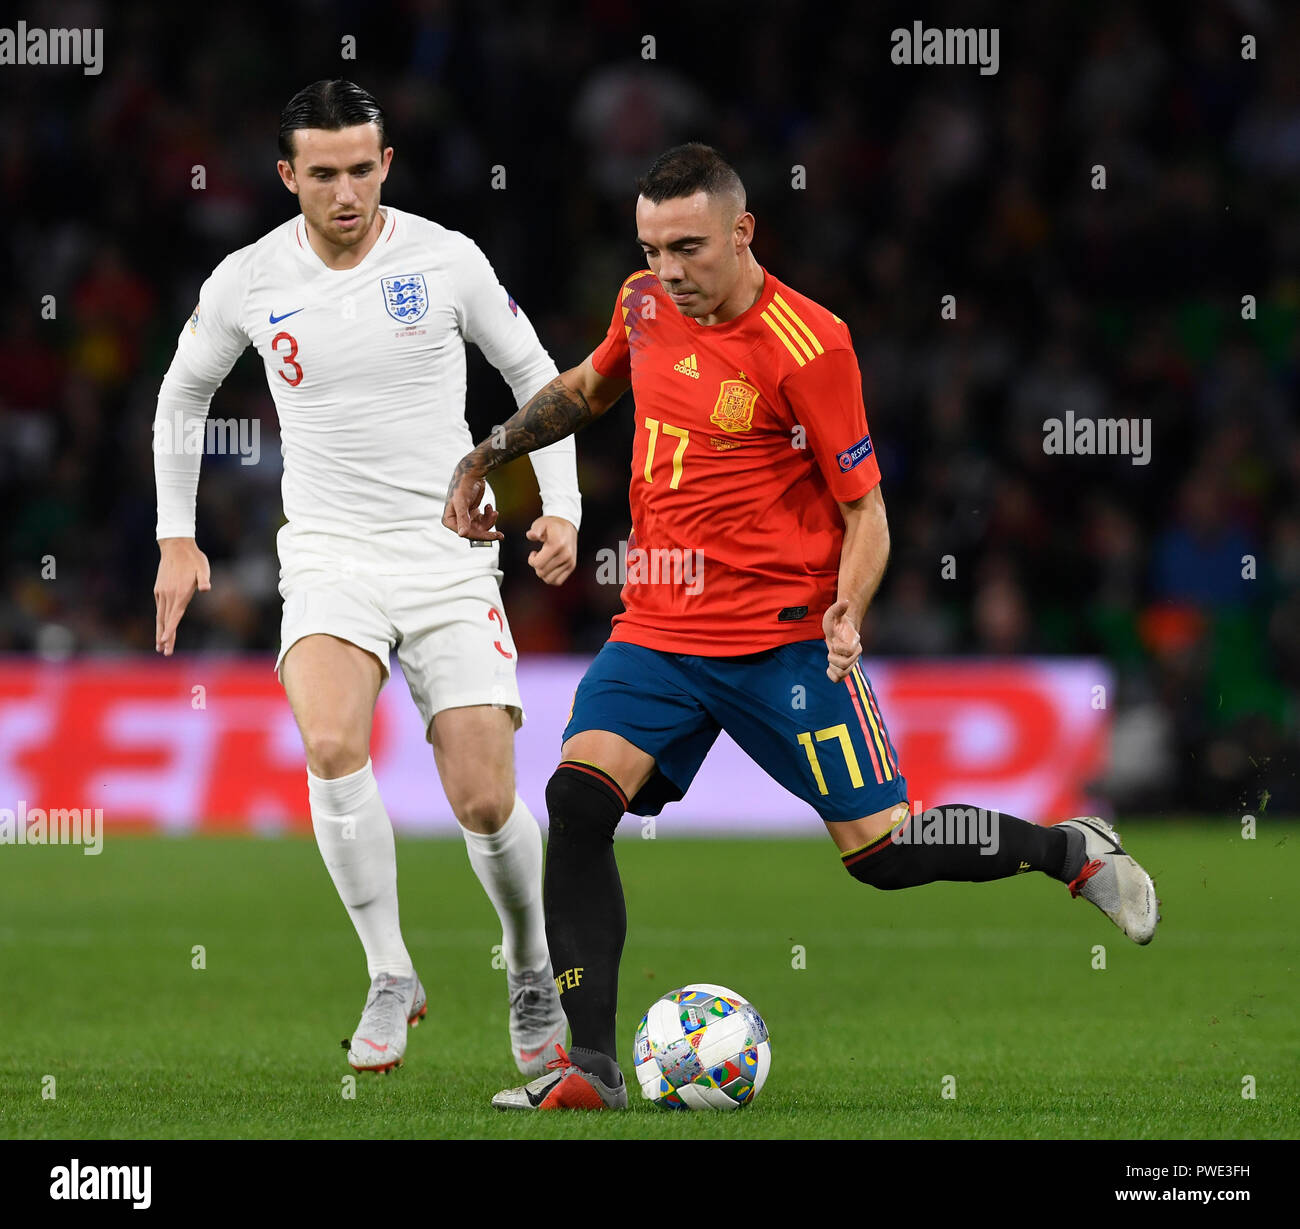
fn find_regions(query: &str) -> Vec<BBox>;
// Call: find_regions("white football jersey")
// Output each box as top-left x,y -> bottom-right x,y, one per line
154,205 -> 579,573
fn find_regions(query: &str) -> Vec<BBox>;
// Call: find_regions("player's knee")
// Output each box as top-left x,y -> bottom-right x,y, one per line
843,844 -> 910,891
545,766 -> 622,845
449,784 -> 513,834
301,727 -> 368,779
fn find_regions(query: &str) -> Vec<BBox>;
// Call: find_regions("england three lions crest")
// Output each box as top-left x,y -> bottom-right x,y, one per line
710,379 -> 759,433
381,274 -> 429,324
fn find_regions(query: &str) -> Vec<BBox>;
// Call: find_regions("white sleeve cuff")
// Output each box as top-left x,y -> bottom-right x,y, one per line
527,436 -> 581,531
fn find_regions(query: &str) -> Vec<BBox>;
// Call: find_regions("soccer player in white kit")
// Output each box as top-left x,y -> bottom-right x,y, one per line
151,80 -> 570,1075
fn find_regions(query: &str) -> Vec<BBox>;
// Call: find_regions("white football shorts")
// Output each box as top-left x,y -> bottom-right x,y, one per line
275,560 -> 523,738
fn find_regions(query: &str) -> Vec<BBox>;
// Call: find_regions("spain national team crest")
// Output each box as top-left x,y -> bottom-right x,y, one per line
710,379 -> 759,433
381,274 -> 429,324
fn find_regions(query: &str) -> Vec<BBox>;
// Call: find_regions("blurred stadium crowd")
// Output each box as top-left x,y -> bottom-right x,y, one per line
1,1 -> 1296,812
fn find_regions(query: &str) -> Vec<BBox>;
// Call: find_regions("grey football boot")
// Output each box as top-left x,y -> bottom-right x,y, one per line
1058,817 -> 1160,944
493,1043 -> 629,1110
344,972 -> 428,1073
507,961 -> 568,1076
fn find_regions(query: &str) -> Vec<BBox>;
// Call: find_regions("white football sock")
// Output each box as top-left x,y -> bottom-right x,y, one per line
461,793 -> 548,974
308,759 -> 415,979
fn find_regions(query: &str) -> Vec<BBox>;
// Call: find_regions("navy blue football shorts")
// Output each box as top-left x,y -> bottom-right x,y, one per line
562,639 -> 908,822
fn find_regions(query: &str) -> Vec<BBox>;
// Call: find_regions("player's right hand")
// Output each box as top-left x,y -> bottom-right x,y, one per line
822,599 -> 862,683
154,538 -> 211,656
442,461 -> 505,541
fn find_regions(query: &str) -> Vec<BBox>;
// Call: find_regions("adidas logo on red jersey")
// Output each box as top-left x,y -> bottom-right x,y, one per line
673,353 -> 700,378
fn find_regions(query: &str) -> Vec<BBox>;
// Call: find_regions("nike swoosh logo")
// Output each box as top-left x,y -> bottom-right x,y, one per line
360,1038 -> 388,1052
1074,821 -> 1123,852
525,1080 -> 556,1107
519,1026 -> 566,1063
268,308 -> 304,324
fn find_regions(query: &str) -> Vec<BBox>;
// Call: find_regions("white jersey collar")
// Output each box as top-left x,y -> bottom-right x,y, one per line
292,206 -> 399,273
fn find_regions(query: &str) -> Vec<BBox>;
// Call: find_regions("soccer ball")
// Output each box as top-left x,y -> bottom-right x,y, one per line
633,983 -> 770,1109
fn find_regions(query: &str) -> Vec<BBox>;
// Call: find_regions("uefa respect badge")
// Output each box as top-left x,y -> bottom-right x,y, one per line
837,433 -> 874,471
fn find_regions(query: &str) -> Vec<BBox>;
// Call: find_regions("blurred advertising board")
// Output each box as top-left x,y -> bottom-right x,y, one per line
0,656 -> 1110,835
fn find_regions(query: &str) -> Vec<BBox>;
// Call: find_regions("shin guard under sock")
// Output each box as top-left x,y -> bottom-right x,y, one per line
543,762 -> 628,1073
843,803 -> 1084,889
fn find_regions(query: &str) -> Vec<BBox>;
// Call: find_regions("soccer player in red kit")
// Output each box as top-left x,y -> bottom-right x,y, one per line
444,144 -> 1159,1111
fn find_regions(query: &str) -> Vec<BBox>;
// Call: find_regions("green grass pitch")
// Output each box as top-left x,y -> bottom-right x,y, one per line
0,822 -> 1294,1140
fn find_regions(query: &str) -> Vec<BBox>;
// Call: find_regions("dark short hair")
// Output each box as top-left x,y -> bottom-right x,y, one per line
636,143 -> 746,211
278,79 -> 387,162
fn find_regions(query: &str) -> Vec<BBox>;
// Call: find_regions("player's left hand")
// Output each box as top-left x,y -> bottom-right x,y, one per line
526,516 -> 578,585
822,599 -> 862,683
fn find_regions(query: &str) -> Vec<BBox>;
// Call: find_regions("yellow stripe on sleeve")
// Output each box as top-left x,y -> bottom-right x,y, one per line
762,311 -> 806,366
767,300 -> 815,360
773,293 -> 824,355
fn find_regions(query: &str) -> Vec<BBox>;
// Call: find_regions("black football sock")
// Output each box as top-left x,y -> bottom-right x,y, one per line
543,761 -> 628,1086
842,803 -> 1087,888
569,1045 -> 623,1088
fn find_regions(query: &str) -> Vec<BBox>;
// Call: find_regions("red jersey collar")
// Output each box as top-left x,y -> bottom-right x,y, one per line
684,265 -> 775,333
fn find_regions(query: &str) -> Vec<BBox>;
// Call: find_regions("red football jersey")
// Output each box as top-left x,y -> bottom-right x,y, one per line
590,266 -> 882,655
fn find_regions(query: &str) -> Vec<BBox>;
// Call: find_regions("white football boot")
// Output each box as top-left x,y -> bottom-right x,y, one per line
344,972 -> 427,1073
1057,817 -> 1160,944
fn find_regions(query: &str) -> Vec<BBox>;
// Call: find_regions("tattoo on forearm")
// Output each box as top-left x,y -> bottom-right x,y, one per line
452,377 -> 593,488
